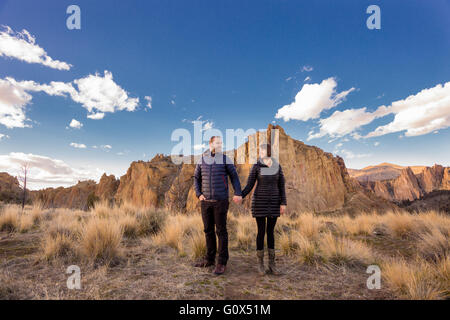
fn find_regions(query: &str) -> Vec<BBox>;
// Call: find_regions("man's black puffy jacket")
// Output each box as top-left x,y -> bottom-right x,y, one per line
194,150 -> 242,201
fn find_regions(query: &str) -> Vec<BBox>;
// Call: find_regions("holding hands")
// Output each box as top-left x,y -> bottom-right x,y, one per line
199,194 -> 242,204
233,195 -> 242,204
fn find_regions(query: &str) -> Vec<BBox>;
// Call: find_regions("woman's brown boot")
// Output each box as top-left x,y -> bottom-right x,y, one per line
256,249 -> 265,275
267,248 -> 278,275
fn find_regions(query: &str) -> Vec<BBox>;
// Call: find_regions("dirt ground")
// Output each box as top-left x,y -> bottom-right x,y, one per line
0,230 -> 394,300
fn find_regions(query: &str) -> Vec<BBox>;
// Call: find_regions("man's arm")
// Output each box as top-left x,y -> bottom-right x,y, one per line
225,156 -> 242,196
194,160 -> 202,198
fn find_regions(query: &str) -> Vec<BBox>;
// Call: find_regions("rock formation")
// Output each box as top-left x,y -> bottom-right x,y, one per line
5,124 -> 402,215
361,164 -> 450,202
0,172 -> 23,203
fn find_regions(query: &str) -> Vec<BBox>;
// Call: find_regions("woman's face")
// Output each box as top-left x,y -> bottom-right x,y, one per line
259,147 -> 267,158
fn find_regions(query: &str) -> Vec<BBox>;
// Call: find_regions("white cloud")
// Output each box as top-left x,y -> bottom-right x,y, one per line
307,107 -> 379,140
374,141 -> 380,146
275,77 -> 355,122
0,77 -> 33,128
0,26 -> 72,70
100,144 -> 112,152
0,133 -> 10,140
69,118 -> 83,129
202,121 -> 214,131
70,70 -> 139,115
304,76 -> 311,82
307,82 -> 450,140
87,112 -> 105,120
365,82 -> 450,138
144,96 -> 152,109
0,71 -> 139,128
0,152 -> 105,190
70,142 -> 86,149
333,146 -> 371,160
193,143 -> 206,151
301,65 -> 313,72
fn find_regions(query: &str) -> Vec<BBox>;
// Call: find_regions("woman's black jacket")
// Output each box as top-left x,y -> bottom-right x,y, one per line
241,157 -> 287,217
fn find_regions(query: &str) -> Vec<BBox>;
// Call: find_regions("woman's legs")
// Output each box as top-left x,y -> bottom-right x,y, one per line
266,217 -> 278,249
255,217 -> 266,250
266,216 -> 278,274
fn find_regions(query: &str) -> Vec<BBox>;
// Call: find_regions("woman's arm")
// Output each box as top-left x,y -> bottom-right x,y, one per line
278,165 -> 287,205
241,164 -> 258,198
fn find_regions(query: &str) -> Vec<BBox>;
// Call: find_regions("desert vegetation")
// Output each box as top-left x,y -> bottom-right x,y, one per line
0,200 -> 448,300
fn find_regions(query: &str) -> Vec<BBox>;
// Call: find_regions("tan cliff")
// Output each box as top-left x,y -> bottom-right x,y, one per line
17,124 -> 398,215
361,164 -> 450,202
0,172 -> 24,203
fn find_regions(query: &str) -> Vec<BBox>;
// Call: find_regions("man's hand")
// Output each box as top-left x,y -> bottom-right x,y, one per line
280,205 -> 286,215
233,195 -> 242,204
199,195 -> 206,201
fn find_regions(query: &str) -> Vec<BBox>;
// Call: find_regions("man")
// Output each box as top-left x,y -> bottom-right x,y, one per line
193,136 -> 242,275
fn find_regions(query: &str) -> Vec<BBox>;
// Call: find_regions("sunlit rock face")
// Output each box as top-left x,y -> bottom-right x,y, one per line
24,124 -> 399,214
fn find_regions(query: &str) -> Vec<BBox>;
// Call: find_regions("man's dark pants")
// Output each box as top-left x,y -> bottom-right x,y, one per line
200,199 -> 229,266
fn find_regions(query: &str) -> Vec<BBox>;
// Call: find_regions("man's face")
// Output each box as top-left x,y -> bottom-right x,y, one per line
210,137 -> 222,153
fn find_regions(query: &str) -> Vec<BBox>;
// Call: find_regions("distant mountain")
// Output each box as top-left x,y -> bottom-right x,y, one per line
356,164 -> 450,203
348,162 -> 428,182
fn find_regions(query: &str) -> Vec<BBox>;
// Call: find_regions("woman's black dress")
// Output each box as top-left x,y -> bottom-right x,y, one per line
241,157 -> 287,217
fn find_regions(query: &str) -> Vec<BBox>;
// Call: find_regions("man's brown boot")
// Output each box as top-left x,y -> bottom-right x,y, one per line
194,258 -> 215,268
213,264 -> 226,275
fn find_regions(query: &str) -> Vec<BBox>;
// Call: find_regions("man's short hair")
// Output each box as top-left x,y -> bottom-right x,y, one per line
209,136 -> 221,144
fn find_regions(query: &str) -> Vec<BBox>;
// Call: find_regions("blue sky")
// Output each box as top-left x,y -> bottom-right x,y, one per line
0,0 -> 449,189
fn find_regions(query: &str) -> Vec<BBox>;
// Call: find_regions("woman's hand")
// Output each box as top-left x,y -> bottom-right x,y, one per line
280,205 -> 286,215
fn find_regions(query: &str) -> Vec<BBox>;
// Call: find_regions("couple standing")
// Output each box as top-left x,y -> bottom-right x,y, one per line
193,136 -> 287,275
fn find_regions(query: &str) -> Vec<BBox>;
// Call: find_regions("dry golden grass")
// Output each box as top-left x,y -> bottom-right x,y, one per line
41,233 -> 78,261
278,229 -> 319,264
45,213 -> 81,239
0,205 -> 20,232
79,217 -> 123,263
381,257 -> 448,299
381,211 -> 418,238
295,212 -> 322,238
135,208 -> 167,236
117,214 -> 139,238
335,214 -> 379,236
235,215 -> 255,250
90,199 -> 117,218
418,226 -> 449,261
2,202 -> 448,299
18,214 -> 35,233
319,232 -> 376,267
189,229 -> 206,259
153,214 -> 201,255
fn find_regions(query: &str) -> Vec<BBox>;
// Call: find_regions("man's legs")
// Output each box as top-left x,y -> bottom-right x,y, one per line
201,201 -> 216,263
214,199 -> 229,266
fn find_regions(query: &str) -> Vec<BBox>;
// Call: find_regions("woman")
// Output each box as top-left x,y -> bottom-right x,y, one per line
241,143 -> 287,275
